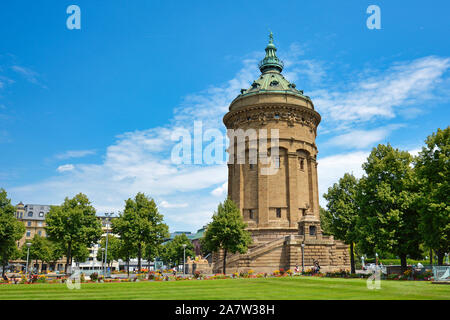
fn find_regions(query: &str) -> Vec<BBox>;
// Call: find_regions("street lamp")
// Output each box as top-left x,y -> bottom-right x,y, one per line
301,243 -> 305,273
25,242 -> 31,278
104,212 -> 114,277
182,244 -> 187,275
361,256 -> 365,269
101,248 -> 105,274
375,252 -> 379,266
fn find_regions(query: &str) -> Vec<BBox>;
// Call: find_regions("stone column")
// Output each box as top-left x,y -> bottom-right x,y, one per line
287,152 -> 299,228
257,160 -> 269,228
310,157 -> 319,217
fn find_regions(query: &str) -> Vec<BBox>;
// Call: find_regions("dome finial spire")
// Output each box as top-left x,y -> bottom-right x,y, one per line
269,30 -> 274,44
259,32 -> 284,73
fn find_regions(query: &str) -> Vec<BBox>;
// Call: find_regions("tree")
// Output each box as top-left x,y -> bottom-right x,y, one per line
112,193 -> 169,272
96,234 -> 120,266
202,198 -> 252,274
319,206 -> 332,236
0,189 -> 25,277
116,239 -> 137,277
415,127 -> 449,265
22,234 -> 55,272
323,173 -> 360,273
356,144 -> 421,272
45,193 -> 102,273
162,234 -> 194,269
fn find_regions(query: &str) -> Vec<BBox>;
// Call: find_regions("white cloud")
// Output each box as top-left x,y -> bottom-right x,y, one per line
11,65 -> 46,88
211,181 -> 228,197
159,200 -> 188,209
55,149 -> 97,160
312,56 -> 450,129
324,124 -> 404,149
56,164 -> 75,172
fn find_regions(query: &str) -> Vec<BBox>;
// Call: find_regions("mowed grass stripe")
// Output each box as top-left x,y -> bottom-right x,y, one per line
0,277 -> 448,300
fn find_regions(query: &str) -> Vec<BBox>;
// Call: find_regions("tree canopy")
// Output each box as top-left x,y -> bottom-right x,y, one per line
112,192 -> 169,272
0,189 -> 25,277
356,144 -> 421,271
415,127 -> 450,264
323,173 -> 360,273
202,198 -> 252,274
45,193 -> 102,273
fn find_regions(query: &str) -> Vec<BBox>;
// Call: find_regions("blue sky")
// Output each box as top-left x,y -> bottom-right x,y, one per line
0,1 -> 449,232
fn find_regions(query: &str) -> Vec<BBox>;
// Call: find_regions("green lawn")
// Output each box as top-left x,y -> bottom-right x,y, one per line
0,277 -> 448,300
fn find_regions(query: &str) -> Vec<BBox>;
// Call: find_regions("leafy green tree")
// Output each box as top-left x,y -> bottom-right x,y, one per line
71,243 -> 90,264
116,239 -> 137,277
22,234 -> 55,272
319,206 -> 332,236
143,242 -> 163,270
323,173 -> 360,273
45,193 -> 102,273
96,234 -> 120,265
162,234 -> 194,268
112,193 -> 169,272
356,144 -> 421,272
202,198 -> 252,274
0,189 -> 25,277
415,127 -> 449,265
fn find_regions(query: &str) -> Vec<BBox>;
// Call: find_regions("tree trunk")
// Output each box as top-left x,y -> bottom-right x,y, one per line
65,242 -> 72,274
400,254 -> 407,273
137,243 -> 142,272
222,249 -> 227,275
437,249 -> 444,265
350,243 -> 356,274
1,261 -> 5,278
127,259 -> 130,278
429,249 -> 433,265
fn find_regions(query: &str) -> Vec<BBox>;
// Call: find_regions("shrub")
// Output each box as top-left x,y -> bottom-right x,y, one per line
194,270 -> 202,279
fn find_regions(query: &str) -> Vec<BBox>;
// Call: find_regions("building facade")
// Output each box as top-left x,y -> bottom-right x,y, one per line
214,33 -> 350,273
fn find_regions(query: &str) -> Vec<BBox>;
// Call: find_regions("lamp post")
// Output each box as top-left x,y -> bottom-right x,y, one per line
182,244 -> 187,275
361,256 -> 365,269
301,243 -> 305,273
101,248 -> 105,274
375,253 -> 379,266
25,242 -> 31,278
104,212 -> 113,277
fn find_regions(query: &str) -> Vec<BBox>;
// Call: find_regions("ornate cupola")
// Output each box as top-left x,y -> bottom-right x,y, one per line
258,32 -> 284,73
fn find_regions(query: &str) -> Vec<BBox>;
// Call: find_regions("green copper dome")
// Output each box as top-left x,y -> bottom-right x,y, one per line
258,32 -> 284,73
236,32 -> 310,102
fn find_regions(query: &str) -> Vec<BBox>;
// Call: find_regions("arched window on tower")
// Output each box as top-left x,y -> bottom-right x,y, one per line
299,158 -> 305,171
309,226 -> 316,236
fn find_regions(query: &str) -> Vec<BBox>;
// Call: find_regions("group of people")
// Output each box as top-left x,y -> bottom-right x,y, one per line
294,260 -> 320,274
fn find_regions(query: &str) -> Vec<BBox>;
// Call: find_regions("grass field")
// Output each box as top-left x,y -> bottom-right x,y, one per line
0,277 -> 448,300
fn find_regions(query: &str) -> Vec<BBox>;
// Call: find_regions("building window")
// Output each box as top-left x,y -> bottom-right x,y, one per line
20,212 -> 23,219
27,221 -> 31,227
26,230 -> 31,237
38,222 -> 43,227
28,211 -> 33,217
39,211 -> 44,217
276,208 -> 281,218
309,226 -> 316,236
249,209 -> 254,219
299,158 -> 304,171
38,230 -> 42,236
249,163 -> 255,170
